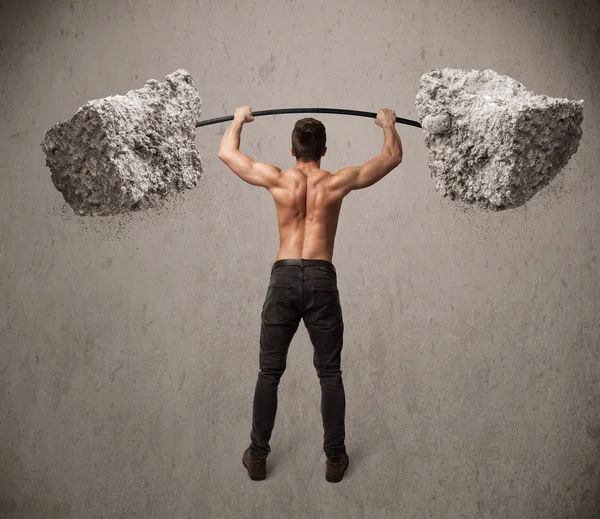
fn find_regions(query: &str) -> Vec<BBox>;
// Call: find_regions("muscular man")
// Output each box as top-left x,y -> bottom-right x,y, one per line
218,107 -> 403,483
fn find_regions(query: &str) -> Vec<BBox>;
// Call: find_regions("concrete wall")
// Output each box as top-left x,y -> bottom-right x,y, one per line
1,0 -> 598,517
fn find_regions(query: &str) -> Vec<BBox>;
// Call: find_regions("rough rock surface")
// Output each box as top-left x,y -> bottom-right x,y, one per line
415,68 -> 584,210
41,69 -> 203,216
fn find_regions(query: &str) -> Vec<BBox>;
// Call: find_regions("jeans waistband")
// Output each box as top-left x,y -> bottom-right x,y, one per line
272,258 -> 336,274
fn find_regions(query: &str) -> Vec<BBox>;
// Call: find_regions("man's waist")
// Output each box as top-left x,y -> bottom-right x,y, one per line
272,258 -> 336,273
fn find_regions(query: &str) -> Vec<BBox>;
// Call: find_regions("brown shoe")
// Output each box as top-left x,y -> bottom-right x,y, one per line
325,453 -> 349,483
242,447 -> 267,481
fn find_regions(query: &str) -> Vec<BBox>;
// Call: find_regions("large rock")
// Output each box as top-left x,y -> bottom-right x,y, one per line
41,69 -> 203,216
415,68 -> 584,210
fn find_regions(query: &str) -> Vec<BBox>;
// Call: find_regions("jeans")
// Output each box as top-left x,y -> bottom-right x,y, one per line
249,258 -> 347,460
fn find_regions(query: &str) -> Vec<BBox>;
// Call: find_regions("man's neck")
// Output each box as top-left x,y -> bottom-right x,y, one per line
296,161 -> 321,170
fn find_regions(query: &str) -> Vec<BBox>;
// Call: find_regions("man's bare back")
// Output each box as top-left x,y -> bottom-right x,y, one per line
218,107 -> 403,264
267,167 -> 344,263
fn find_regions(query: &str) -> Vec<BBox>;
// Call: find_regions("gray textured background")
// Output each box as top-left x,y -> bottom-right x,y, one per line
1,0 -> 599,518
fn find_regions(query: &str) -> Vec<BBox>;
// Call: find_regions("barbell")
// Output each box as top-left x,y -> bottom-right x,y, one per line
40,68 -> 583,217
195,108 -> 422,129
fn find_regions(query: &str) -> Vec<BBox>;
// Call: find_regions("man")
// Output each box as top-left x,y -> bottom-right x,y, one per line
218,106 -> 403,483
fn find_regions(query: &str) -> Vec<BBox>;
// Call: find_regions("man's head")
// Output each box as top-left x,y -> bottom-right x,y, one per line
291,118 -> 327,163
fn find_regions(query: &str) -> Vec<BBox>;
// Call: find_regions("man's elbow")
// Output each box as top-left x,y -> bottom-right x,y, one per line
218,150 -> 229,161
390,155 -> 403,167
382,152 -> 402,167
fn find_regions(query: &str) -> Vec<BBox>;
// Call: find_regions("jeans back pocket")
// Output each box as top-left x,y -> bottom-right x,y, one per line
262,284 -> 294,324
312,287 -> 343,326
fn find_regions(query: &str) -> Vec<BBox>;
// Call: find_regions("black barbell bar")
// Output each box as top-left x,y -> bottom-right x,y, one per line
195,107 -> 422,129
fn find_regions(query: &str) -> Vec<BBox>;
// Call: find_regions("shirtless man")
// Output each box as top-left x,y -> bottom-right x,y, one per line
218,107 -> 403,483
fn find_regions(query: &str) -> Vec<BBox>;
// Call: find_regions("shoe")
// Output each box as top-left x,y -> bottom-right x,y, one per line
325,453 -> 349,483
242,447 -> 267,481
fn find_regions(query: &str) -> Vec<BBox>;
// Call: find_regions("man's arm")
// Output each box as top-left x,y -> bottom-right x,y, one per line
330,108 -> 403,197
217,106 -> 281,189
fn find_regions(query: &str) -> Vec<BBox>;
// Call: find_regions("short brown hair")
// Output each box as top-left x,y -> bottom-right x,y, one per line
291,118 -> 326,162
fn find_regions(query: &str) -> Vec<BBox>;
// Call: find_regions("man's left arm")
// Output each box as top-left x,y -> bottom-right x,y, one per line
218,106 -> 281,189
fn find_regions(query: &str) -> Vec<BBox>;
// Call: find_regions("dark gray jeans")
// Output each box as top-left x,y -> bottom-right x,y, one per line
249,258 -> 347,460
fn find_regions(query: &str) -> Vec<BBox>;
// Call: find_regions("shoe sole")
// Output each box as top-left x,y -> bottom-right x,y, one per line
325,457 -> 349,483
243,459 -> 266,481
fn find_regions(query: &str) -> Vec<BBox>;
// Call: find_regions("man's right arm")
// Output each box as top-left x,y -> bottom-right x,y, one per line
331,108 -> 403,196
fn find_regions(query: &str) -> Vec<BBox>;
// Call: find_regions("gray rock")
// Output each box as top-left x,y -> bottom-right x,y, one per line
415,68 -> 584,210
41,69 -> 203,216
